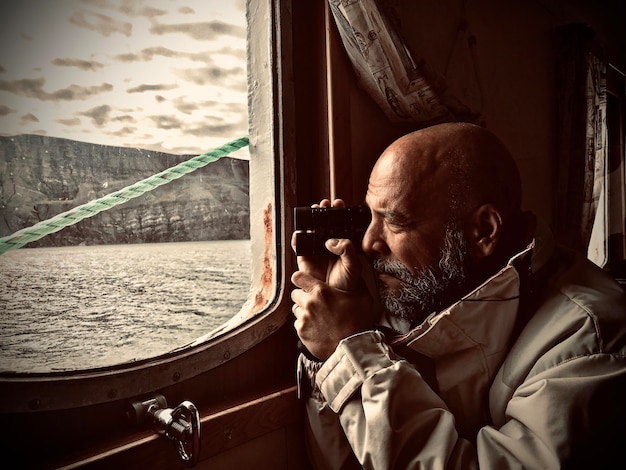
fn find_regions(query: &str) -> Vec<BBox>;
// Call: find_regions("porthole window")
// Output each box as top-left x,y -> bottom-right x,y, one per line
0,0 -> 277,373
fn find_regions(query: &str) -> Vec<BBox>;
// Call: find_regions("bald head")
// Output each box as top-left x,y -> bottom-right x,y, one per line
373,122 -> 522,224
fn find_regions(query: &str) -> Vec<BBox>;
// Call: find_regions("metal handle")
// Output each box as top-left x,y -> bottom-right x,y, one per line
158,401 -> 201,466
128,395 -> 201,467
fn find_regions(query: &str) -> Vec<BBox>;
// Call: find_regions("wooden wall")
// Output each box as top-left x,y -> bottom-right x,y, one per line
328,0 -> 626,231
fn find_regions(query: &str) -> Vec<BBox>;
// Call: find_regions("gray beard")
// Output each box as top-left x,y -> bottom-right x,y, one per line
372,227 -> 468,327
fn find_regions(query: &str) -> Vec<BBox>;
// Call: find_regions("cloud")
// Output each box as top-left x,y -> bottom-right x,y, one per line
172,97 -> 199,115
0,78 -> 113,101
216,45 -> 247,62
127,83 -> 177,93
115,53 -> 141,63
20,113 -> 39,125
0,105 -> 14,116
56,117 -> 81,127
221,101 -> 248,116
150,21 -> 245,41
54,83 -> 114,100
69,9 -> 132,37
115,46 -> 178,63
185,121 -> 243,138
79,104 -> 112,126
150,114 -> 183,130
175,66 -> 246,88
80,0 -> 166,19
112,114 -> 136,124
0,77 -> 46,97
52,58 -> 104,71
204,100 -> 247,116
114,46 -> 215,64
109,125 -> 137,138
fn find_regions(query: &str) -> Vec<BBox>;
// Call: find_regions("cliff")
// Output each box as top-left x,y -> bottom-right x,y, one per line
0,134 -> 250,247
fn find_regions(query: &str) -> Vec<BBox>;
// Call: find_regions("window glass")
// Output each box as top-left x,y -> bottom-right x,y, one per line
0,0 -> 258,373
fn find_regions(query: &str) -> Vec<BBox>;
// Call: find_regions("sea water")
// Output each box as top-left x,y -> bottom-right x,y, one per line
0,240 -> 251,373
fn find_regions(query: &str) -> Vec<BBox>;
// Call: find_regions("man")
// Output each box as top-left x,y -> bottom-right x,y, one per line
291,122 -> 626,469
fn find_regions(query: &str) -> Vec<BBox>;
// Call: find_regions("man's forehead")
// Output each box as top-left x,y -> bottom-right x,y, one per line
369,145 -> 438,189
367,158 -> 402,196
365,142 -> 456,221
366,165 -> 413,214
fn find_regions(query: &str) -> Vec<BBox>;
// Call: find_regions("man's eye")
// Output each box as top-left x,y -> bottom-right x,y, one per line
386,219 -> 408,231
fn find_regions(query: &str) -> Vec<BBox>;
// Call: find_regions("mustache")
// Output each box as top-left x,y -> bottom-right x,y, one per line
372,258 -> 424,287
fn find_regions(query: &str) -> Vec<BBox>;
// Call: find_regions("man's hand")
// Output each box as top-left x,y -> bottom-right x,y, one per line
291,268 -> 375,360
291,199 -> 377,360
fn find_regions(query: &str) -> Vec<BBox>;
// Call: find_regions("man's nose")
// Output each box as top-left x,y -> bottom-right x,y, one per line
362,221 -> 390,257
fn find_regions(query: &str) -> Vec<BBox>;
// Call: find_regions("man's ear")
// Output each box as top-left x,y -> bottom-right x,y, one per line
466,204 -> 503,260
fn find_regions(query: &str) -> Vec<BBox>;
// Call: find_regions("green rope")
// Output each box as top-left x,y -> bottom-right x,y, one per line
0,136 -> 250,256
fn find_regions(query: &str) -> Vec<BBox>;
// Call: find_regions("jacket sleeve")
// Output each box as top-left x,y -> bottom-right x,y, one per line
301,330 -> 478,469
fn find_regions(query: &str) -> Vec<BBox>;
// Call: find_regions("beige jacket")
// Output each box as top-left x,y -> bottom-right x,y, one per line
298,227 -> 626,469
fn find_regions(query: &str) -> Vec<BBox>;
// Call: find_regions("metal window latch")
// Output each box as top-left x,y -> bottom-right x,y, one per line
128,393 -> 201,467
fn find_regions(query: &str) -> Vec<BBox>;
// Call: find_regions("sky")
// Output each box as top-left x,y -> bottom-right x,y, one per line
0,0 -> 249,157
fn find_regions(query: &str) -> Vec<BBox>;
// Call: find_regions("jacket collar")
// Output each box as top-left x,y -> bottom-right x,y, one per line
388,215 -> 555,351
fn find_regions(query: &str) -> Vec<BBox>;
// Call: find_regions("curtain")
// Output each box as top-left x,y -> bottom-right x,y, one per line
327,0 -> 480,125
556,24 -> 608,266
584,54 -> 608,266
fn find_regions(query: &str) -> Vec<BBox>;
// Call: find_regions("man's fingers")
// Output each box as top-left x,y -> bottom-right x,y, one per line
324,238 -> 361,281
324,238 -> 353,257
312,198 -> 344,208
290,286 -> 301,304
314,199 -> 331,208
291,270 -> 319,291
290,231 -> 298,253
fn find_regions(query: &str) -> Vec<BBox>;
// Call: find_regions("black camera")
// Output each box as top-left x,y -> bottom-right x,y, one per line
293,205 -> 372,256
